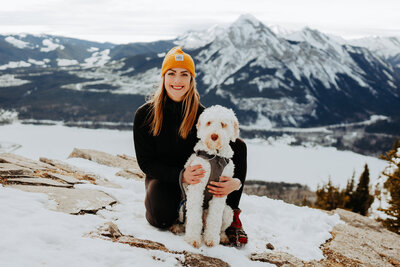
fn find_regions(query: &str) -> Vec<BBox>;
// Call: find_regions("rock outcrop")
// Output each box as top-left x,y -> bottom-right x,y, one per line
68,148 -> 145,180
0,152 -> 118,214
250,208 -> 400,266
321,209 -> 400,266
90,222 -> 230,267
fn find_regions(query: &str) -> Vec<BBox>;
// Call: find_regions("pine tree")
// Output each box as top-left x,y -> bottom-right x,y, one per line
351,164 -> 374,216
315,179 -> 341,210
343,172 -> 355,210
379,138 -> 400,234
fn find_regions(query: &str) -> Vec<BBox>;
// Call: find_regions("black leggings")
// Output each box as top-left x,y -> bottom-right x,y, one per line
145,138 -> 247,229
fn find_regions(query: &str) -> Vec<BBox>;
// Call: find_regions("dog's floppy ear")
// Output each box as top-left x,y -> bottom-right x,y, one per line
196,119 -> 201,130
231,119 -> 239,142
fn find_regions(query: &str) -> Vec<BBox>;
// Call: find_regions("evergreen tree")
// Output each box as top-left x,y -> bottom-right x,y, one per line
343,172 -> 355,210
301,195 -> 311,207
314,179 -> 341,210
351,164 -> 374,216
379,138 -> 400,234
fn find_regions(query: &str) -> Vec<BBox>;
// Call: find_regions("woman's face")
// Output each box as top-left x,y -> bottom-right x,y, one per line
164,68 -> 191,102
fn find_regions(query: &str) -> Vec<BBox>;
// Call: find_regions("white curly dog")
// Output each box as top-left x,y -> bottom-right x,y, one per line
180,105 -> 239,248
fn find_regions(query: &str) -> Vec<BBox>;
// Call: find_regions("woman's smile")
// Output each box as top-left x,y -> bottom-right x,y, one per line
171,85 -> 185,90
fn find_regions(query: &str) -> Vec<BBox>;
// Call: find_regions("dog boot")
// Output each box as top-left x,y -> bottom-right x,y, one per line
225,208 -> 248,247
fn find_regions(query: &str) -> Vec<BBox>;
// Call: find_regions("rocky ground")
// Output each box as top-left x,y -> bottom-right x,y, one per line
1,149 -> 399,266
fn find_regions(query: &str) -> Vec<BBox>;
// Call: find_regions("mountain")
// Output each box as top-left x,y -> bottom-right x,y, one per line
1,14 -> 400,155
345,36 -> 400,59
0,34 -> 115,68
177,15 -> 400,128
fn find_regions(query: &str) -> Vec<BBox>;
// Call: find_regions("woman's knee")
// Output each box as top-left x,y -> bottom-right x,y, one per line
145,179 -> 181,229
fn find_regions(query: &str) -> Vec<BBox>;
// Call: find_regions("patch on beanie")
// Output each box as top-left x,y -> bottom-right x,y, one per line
175,54 -> 184,61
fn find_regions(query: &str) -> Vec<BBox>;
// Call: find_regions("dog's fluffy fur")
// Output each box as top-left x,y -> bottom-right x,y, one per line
180,105 -> 239,248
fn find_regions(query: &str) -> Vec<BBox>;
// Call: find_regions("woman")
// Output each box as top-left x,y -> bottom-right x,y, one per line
133,46 -> 248,246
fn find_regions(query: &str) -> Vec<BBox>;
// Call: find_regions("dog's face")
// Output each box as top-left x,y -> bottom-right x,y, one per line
196,105 -> 239,151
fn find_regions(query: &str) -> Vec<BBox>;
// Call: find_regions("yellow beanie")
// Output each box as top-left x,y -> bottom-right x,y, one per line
161,46 -> 195,77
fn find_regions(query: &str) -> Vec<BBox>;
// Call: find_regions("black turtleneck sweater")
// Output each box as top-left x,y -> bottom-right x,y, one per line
133,96 -> 205,187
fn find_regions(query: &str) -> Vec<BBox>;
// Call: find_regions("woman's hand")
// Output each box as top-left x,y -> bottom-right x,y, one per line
182,164 -> 205,184
207,176 -> 241,198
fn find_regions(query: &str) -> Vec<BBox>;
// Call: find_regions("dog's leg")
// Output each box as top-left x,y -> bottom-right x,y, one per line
220,205 -> 233,244
203,196 -> 226,247
184,183 -> 206,248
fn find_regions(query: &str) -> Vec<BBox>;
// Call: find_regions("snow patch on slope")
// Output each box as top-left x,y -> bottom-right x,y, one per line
0,74 -> 30,87
82,49 -> 111,67
40,39 -> 65,52
0,61 -> 31,70
62,60 -> 158,95
57,59 -> 79,66
5,36 -> 31,49
346,36 -> 400,58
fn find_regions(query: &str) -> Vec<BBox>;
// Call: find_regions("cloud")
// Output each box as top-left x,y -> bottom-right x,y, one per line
0,0 -> 399,43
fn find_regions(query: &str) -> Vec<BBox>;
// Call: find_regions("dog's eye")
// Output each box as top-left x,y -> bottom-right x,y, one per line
206,121 -> 211,126
221,122 -> 227,128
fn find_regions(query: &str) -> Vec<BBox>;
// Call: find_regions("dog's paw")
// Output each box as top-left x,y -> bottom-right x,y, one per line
204,239 -> 215,247
204,236 -> 219,247
219,232 -> 230,245
184,236 -> 201,248
169,223 -> 185,235
191,240 -> 201,248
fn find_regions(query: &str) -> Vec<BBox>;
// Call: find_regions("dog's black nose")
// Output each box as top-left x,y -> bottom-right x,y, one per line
211,134 -> 218,141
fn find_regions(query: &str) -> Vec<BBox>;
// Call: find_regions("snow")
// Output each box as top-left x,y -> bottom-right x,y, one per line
269,24 -> 294,36
0,74 -> 30,87
0,187 -> 174,267
28,58 -> 48,66
0,109 -> 19,124
82,49 -> 111,67
0,122 -> 348,265
87,47 -> 100,52
40,39 -> 65,52
63,62 -> 158,95
57,58 -> 79,66
0,61 -> 31,70
0,123 -> 133,159
193,17 -> 378,97
5,36 -> 30,49
175,24 -> 226,50
346,36 -> 400,58
246,138 -> 386,190
247,114 -> 389,133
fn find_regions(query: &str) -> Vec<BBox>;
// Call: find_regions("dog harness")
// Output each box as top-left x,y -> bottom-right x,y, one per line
178,150 -> 230,218
196,150 -> 230,209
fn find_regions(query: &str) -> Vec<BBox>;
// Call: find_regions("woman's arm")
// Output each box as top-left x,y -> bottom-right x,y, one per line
133,106 -> 183,186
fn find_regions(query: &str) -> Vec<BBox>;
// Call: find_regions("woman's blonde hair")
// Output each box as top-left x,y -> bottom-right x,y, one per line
147,75 -> 200,139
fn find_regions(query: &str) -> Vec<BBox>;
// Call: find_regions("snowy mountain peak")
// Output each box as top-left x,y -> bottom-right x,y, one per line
284,26 -> 348,58
234,13 -> 262,27
346,36 -> 400,58
269,24 -> 294,36
176,14 -> 276,50
174,24 -> 226,50
289,26 -> 332,44
226,14 -> 279,46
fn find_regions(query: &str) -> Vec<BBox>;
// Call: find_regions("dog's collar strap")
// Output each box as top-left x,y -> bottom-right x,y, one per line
195,150 -> 229,165
195,150 -> 230,209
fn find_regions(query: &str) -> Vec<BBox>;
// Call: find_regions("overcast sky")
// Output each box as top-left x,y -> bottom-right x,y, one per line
1,0 -> 399,44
